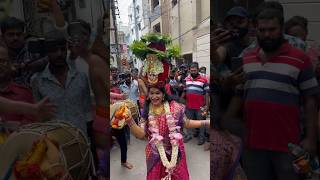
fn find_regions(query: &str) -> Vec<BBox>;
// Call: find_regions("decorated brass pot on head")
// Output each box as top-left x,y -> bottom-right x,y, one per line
129,33 -> 181,88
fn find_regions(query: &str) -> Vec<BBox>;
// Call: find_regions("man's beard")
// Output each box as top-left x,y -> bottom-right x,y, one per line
257,35 -> 284,53
191,73 -> 199,78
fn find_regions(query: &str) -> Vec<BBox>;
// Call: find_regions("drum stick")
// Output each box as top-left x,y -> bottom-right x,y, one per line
3,156 -> 18,180
137,100 -> 141,123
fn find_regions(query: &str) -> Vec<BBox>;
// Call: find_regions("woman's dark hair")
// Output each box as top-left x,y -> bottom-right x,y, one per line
285,16 -> 308,34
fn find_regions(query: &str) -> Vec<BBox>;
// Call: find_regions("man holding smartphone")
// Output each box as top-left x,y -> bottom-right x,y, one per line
214,6 -> 251,80
212,7 -> 252,134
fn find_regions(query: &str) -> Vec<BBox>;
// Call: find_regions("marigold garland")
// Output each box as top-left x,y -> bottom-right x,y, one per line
112,105 -> 130,129
14,139 -> 47,179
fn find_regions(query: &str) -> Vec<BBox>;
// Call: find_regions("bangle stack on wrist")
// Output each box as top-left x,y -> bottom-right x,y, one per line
201,120 -> 210,128
127,118 -> 135,127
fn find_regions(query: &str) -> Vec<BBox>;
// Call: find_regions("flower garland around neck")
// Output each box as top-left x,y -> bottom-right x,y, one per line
148,101 -> 183,180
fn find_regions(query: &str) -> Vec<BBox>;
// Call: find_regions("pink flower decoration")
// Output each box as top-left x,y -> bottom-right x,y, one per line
169,126 -> 181,131
167,119 -> 175,124
149,127 -> 159,133
170,140 -> 178,145
173,133 -> 183,140
151,134 -> 164,144
148,103 -> 182,155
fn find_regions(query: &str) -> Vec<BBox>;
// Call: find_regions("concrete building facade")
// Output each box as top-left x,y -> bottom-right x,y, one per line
110,9 -> 118,68
128,0 -> 149,69
168,0 -> 210,73
7,0 -> 105,37
138,0 -> 211,73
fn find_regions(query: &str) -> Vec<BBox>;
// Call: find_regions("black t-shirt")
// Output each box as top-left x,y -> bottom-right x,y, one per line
219,40 -> 248,112
224,40 -> 248,70
177,74 -> 187,97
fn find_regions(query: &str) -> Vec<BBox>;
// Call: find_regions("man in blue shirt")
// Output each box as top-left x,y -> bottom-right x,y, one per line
31,30 -> 92,135
119,71 -> 139,104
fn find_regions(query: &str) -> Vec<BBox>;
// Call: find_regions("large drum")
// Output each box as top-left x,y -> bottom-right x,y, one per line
0,122 -> 94,180
110,99 -> 140,129
123,99 -> 140,121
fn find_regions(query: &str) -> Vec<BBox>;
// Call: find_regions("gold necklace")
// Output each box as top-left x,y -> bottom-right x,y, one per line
151,104 -> 164,115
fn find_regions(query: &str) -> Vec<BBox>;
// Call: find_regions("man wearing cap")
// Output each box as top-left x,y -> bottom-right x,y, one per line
215,6 -> 252,72
176,64 -> 188,100
31,30 -> 92,135
212,7 -> 252,137
214,6 -> 251,92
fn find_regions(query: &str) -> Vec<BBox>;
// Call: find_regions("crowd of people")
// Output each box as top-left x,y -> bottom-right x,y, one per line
211,1 -> 320,180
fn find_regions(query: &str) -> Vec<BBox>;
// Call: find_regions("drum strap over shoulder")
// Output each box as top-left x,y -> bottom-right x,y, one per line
96,106 -> 107,118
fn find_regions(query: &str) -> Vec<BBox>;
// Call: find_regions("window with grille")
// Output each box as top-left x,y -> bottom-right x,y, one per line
172,0 -> 177,7
152,0 -> 159,9
153,23 -> 161,33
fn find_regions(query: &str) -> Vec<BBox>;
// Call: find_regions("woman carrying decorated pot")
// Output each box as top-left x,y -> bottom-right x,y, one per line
111,33 -> 210,180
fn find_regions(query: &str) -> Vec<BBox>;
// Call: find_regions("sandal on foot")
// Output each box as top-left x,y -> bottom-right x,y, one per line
121,162 -> 133,169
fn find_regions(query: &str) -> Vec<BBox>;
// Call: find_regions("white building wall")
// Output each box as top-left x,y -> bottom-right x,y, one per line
74,0 -> 105,35
194,33 -> 210,76
128,0 -> 145,42
141,0 -> 150,35
9,0 -> 24,20
271,0 -> 320,42
128,0 -> 146,70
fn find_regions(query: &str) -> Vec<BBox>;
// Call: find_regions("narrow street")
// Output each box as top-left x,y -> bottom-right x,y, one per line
110,134 -> 210,180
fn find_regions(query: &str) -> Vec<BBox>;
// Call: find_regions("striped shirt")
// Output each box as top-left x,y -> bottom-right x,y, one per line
239,41 -> 320,152
185,74 -> 209,109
